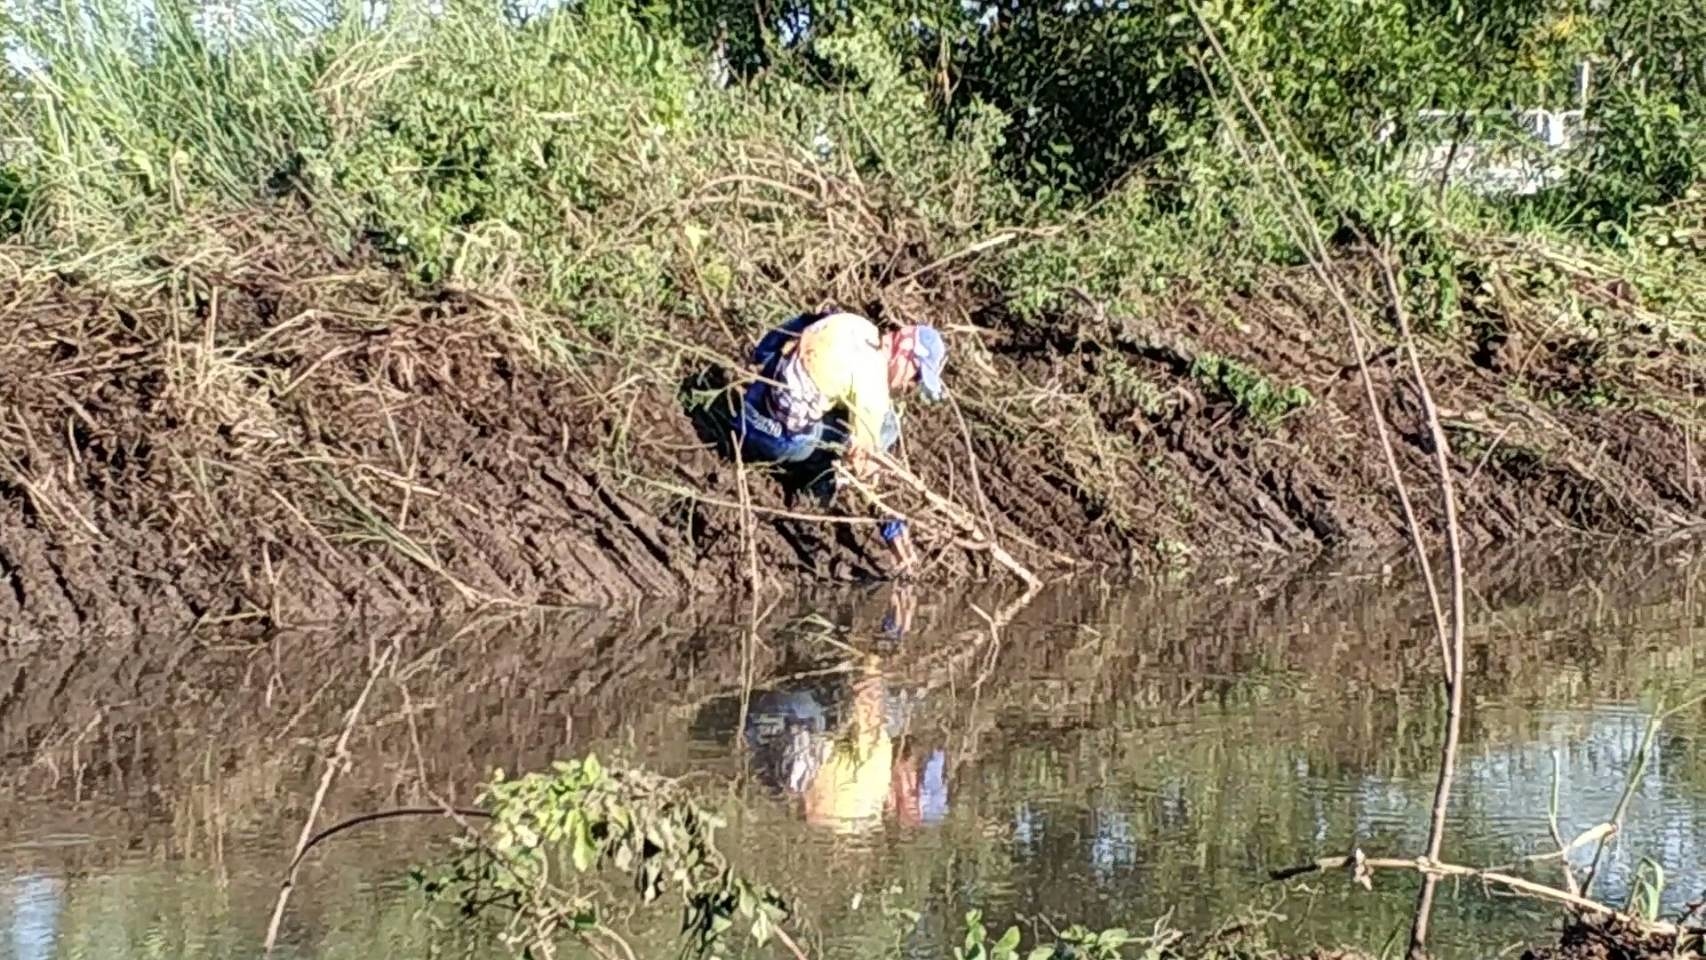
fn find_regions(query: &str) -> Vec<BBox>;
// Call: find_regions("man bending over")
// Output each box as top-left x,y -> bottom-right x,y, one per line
736,309 -> 947,571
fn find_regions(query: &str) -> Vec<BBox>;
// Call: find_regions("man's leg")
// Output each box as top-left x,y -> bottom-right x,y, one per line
737,383 -> 822,464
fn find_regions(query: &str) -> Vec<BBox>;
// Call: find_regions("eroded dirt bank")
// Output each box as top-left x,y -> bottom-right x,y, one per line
3,242 -> 1704,641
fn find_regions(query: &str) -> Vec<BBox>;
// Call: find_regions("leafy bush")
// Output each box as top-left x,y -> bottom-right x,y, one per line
1539,0 -> 1706,229
1190,353 -> 1313,427
323,2 -> 705,289
3,0 -> 1702,337
418,755 -> 793,958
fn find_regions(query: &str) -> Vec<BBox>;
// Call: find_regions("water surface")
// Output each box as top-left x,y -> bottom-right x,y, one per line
5,546 -> 1706,959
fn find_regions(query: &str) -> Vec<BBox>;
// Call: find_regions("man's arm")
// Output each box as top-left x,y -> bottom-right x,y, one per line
843,368 -> 891,480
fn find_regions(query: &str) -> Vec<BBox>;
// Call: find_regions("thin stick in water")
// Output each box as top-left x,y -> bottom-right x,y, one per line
263,642 -> 395,954
1382,258 -> 1468,960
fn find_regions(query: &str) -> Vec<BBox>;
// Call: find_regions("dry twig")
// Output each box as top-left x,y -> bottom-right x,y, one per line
263,641 -> 396,954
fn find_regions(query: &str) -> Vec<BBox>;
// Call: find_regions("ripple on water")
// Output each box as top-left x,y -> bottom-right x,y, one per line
8,555 -> 1706,960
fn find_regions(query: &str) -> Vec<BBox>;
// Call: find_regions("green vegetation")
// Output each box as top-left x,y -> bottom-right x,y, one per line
6,0 -> 1703,327
425,752 -> 1310,960
416,755 -> 793,959
2,0 -> 1705,581
1188,353 -> 1312,427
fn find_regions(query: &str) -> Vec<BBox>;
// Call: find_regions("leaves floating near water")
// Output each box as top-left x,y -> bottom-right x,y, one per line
418,754 -> 795,959
952,908 -> 1273,960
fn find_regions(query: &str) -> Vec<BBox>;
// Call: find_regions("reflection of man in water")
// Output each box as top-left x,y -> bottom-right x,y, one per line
746,661 -> 949,833
799,660 -> 894,831
744,592 -> 948,833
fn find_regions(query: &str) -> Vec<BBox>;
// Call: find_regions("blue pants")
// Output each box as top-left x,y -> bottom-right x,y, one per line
737,383 -> 907,544
736,383 -> 899,462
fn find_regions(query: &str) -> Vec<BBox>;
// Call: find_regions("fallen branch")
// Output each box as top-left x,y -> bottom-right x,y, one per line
282,806 -> 492,879
731,431 -> 762,598
887,229 -> 1052,285
264,641 -> 396,954
1269,841 -> 1691,939
948,395 -> 1000,550
1547,754 -> 1583,897
1583,693 -> 1706,896
868,451 -> 1041,591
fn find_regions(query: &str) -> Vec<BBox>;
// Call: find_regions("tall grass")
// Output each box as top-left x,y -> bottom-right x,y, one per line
3,0 -> 1704,544
9,0 -> 331,251
4,0 -> 1016,346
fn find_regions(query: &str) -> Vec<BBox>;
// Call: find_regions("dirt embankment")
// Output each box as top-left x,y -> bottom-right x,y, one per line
3,236 -> 1703,641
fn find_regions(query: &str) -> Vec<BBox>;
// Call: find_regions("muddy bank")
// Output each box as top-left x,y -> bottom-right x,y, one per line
1522,916 -> 1706,960
3,240 -> 1705,640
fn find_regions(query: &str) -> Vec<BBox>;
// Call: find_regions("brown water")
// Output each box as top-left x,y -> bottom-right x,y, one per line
5,545 -> 1706,959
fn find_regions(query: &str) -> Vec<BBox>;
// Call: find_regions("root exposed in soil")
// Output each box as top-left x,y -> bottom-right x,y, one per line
3,234 -> 1704,641
1523,916 -> 1706,960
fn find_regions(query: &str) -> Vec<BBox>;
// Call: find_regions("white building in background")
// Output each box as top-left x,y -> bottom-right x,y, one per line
1377,61 -> 1594,196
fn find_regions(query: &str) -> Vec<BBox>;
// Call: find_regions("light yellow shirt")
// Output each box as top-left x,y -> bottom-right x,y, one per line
801,666 -> 893,832
777,313 -> 892,456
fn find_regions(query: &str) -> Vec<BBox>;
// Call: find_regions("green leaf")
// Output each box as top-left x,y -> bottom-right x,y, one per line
750,909 -> 774,946
513,821 -> 539,848
964,910 -> 986,949
570,811 -> 598,872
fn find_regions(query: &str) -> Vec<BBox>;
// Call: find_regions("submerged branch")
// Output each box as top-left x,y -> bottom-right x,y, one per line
1269,838 -> 1692,939
264,642 -> 396,954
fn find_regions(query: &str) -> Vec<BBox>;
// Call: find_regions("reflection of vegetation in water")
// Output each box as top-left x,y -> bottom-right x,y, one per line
12,559 -> 1706,960
428,703 -> 1702,960
696,624 -> 1706,957
416,752 -> 1308,960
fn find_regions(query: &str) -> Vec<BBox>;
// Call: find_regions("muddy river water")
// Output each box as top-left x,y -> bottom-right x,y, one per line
5,546 -> 1706,959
